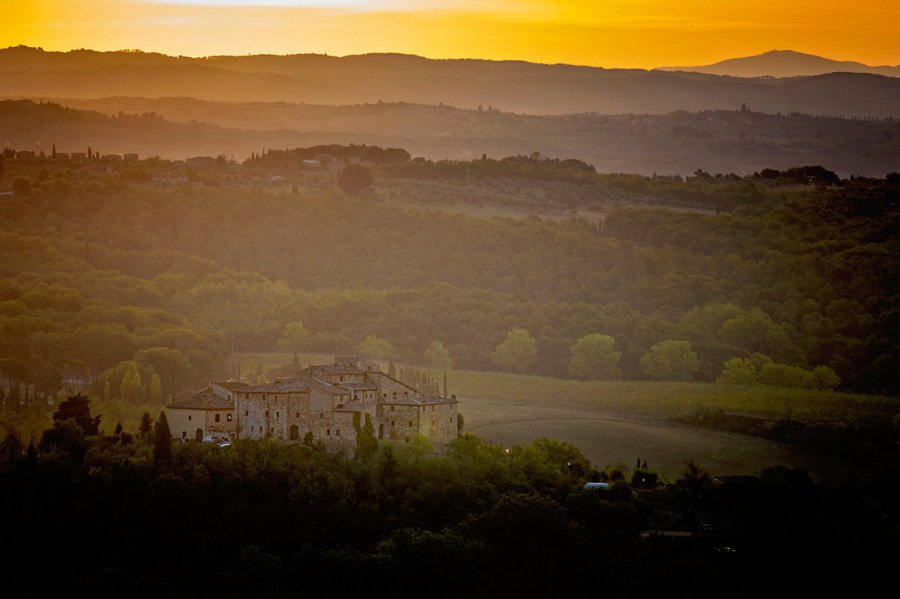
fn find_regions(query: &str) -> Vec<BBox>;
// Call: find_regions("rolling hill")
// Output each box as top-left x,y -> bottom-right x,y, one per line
659,49 -> 900,78
2,46 -> 899,117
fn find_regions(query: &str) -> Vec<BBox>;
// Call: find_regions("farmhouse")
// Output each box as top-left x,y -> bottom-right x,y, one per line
167,357 -> 458,449
167,390 -> 235,442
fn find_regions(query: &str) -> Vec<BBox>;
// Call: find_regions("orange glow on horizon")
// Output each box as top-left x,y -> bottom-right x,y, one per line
1,0 -> 897,69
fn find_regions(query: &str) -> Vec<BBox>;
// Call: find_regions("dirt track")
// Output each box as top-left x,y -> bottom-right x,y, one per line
460,396 -> 851,481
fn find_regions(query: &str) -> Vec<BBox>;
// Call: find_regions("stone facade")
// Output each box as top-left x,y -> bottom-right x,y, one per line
166,380 -> 248,441
235,357 -> 458,450
166,391 -> 235,441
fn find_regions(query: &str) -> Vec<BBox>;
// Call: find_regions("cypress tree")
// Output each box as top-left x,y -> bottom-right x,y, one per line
153,411 -> 173,465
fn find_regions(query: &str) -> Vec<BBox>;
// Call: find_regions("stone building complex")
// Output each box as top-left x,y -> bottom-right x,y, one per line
167,357 -> 459,449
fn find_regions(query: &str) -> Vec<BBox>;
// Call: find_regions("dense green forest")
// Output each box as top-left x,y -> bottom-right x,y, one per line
0,147 -> 897,437
0,396 -> 895,596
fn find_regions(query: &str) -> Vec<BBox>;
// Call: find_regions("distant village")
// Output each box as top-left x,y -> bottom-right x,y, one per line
165,357 -> 459,450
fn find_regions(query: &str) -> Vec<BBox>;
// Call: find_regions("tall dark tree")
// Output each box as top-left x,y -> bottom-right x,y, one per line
153,411 -> 173,464
52,393 -> 100,436
336,163 -> 374,196
354,413 -> 378,462
139,412 -> 153,436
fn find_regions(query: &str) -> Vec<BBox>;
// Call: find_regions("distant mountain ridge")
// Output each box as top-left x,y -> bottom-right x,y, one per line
658,49 -> 900,78
2,98 -> 898,177
1,46 -> 899,117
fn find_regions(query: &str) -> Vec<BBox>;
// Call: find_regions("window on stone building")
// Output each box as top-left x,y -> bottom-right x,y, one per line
276,411 -> 280,419
182,431 -> 186,439
390,405 -> 395,412
336,429 -> 341,436
215,414 -> 220,422
227,414 -> 233,422
188,415 -> 192,421
327,429 -> 331,436
245,410 -> 249,416
296,412 -> 299,418
408,421 -> 412,427
391,420 -> 395,427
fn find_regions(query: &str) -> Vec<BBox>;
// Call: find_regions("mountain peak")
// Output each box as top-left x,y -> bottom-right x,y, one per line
658,50 -> 899,78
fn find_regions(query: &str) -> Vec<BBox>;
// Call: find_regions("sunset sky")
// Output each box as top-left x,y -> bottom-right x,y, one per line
3,0 -> 898,68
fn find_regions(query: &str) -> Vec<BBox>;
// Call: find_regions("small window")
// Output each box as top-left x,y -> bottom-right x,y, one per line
336,429 -> 341,436
227,413 -> 233,422
391,420 -> 395,427
265,411 -> 269,417
188,415 -> 192,421
320,413 -> 324,419
276,411 -> 280,419
390,406 -> 395,412
245,410 -> 249,416
182,431 -> 186,438
270,427 -> 274,433
296,412 -> 300,418
408,421 -> 412,427
215,414 -> 221,423
327,429 -> 331,436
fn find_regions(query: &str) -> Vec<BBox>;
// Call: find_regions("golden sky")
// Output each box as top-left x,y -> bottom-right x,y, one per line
3,0 -> 898,68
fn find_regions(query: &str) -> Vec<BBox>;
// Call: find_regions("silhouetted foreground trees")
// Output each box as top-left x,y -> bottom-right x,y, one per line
0,396 -> 896,596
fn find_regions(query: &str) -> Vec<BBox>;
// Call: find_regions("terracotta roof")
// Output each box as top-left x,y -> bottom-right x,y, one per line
381,395 -> 458,406
308,378 -> 348,396
213,380 -> 251,392
337,382 -> 378,391
311,364 -> 365,375
244,379 -> 311,393
366,371 -> 418,393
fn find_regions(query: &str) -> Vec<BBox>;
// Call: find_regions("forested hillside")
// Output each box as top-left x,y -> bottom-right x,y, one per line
1,147 -> 897,420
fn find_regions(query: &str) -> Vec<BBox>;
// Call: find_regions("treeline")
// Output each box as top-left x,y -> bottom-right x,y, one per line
0,396 -> 896,596
381,152 -> 599,185
244,144 -> 787,211
0,158 -> 897,407
244,144 -> 412,167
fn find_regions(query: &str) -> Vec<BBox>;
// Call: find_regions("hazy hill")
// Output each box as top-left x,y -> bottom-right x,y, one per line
659,49 -> 900,78
2,46 -> 899,117
3,99 -> 898,176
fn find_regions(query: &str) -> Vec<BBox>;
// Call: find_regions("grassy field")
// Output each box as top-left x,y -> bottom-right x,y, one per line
233,354 -> 896,479
237,353 -> 899,425
431,369 -> 900,425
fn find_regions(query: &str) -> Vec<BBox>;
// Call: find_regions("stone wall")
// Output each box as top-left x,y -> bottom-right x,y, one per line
166,408 -> 234,441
